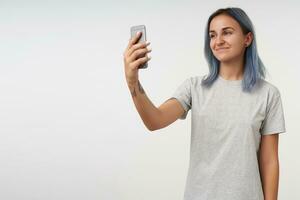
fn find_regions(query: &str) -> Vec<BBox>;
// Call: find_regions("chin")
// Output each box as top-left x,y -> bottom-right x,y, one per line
215,56 -> 234,62
214,53 -> 238,62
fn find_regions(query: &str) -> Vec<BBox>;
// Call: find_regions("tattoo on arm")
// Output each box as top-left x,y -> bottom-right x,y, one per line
130,80 -> 145,97
131,87 -> 137,97
138,80 -> 145,94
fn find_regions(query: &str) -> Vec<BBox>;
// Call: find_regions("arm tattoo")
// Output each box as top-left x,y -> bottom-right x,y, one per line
131,87 -> 137,97
138,80 -> 145,94
130,80 -> 145,97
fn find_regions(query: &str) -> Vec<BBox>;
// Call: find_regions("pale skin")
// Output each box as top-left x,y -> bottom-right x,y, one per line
209,14 -> 280,200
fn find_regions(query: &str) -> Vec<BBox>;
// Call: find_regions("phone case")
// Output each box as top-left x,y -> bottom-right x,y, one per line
130,25 -> 148,69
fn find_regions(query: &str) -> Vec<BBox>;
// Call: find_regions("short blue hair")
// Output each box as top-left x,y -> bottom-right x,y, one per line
201,7 -> 267,92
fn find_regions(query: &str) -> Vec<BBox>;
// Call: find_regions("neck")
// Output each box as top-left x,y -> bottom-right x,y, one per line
219,57 -> 244,80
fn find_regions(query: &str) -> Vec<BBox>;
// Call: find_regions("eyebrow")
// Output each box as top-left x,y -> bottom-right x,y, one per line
209,27 -> 235,33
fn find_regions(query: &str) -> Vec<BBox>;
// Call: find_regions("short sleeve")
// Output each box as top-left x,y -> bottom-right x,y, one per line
260,89 -> 286,135
166,77 -> 192,120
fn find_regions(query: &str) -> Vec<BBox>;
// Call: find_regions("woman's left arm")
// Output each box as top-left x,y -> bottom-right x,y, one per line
258,134 -> 279,200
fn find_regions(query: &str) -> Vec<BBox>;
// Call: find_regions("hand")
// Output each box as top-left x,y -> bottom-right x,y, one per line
123,32 -> 152,87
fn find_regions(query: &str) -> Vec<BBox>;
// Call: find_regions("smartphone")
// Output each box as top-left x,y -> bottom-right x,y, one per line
130,25 -> 148,69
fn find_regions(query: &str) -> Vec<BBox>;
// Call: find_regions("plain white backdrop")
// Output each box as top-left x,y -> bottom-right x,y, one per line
0,0 -> 299,199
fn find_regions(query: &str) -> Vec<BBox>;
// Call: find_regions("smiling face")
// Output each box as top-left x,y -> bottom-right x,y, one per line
209,14 -> 252,63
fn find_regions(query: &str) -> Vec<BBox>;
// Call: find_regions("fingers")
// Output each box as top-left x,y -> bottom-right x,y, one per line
127,41 -> 151,57
127,46 -> 152,63
123,32 -> 152,68
125,32 -> 142,53
132,54 -> 152,69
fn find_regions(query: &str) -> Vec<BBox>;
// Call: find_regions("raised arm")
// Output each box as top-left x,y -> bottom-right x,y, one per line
123,32 -> 184,131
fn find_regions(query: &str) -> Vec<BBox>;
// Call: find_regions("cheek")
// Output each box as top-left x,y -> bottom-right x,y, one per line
231,43 -> 245,54
229,36 -> 244,47
209,40 -> 213,49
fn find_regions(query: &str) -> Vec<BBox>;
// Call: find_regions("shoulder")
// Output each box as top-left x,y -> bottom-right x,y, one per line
187,75 -> 206,86
255,79 -> 282,98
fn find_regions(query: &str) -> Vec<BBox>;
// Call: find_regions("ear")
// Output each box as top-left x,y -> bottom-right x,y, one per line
245,32 -> 253,46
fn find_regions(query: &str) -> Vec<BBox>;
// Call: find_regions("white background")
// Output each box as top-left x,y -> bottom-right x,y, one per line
0,0 -> 299,199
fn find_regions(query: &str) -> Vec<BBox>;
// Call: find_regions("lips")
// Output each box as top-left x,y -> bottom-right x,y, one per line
216,48 -> 229,51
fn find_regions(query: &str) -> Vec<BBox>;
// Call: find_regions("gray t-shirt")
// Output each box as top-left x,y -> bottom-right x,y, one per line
168,75 -> 286,200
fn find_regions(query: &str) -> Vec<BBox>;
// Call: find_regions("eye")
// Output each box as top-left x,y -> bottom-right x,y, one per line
224,31 -> 232,35
209,34 -> 215,38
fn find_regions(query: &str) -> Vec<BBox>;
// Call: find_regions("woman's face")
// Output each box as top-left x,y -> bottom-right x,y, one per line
209,14 -> 252,63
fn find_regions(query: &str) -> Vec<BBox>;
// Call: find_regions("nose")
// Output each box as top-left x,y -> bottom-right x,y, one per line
215,35 -> 225,46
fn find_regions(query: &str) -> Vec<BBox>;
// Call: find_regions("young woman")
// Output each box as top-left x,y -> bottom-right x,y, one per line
123,7 -> 286,200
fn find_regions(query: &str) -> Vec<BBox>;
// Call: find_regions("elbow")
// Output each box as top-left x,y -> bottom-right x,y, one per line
143,118 -> 160,132
146,123 -> 160,132
147,125 -> 157,132
144,113 -> 162,132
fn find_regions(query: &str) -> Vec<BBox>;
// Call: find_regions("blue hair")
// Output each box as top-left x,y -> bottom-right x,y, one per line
201,7 -> 267,92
